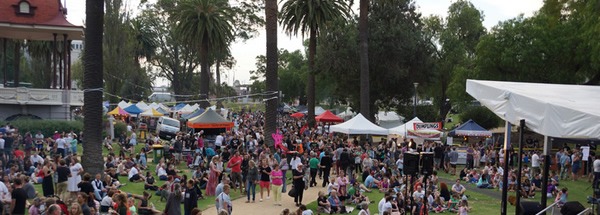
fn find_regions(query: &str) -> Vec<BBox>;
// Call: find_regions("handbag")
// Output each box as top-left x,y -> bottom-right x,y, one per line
288,186 -> 297,197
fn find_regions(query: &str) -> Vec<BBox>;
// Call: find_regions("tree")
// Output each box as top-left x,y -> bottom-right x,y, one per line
82,0 -> 105,175
358,0 -> 370,121
264,0 -> 278,146
24,41 -> 53,88
250,49 -> 307,103
423,0 -> 485,120
174,0 -> 236,108
280,0 -> 351,126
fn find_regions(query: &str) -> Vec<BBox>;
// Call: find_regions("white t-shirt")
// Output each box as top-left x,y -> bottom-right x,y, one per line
531,154 -> 540,167
378,198 -> 386,215
290,157 -> 302,170
594,159 -> 600,173
56,138 -> 67,149
216,193 -> 231,212
382,202 -> 393,213
0,181 -> 9,202
30,155 -> 44,165
413,190 -> 425,199
157,167 -> 167,177
215,135 -> 224,146
0,139 -> 4,149
302,210 -> 314,215
128,167 -> 139,179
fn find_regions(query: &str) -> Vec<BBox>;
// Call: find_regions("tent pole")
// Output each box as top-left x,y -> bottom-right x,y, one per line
501,121 -> 511,215
540,136 -> 551,209
515,119 -> 525,215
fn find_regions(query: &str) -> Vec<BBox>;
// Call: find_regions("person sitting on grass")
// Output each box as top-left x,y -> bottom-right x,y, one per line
476,170 -> 492,189
128,163 -> 145,182
317,191 -> 331,214
555,187 -> 568,207
364,171 -> 381,189
507,175 -> 517,191
521,178 -> 535,198
457,199 -> 470,215
447,193 -> 461,212
451,179 -> 466,197
350,183 -> 370,205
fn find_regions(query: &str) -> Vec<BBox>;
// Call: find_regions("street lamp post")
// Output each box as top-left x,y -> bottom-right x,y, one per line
413,82 -> 419,118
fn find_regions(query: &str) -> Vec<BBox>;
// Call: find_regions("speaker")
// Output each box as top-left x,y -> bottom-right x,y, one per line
560,201 -> 585,215
519,201 -> 542,215
404,152 -> 420,175
420,152 -> 434,175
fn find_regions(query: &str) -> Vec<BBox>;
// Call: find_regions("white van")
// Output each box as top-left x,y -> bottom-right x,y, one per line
148,92 -> 175,103
156,116 -> 180,140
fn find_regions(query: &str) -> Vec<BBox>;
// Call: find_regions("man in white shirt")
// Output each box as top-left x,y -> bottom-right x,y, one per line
0,180 -> 10,207
30,152 -> 44,166
378,192 -> 391,215
55,135 -> 67,157
531,151 -> 540,175
92,173 -> 106,201
412,185 -> 425,200
215,133 -> 224,149
157,165 -> 168,181
452,179 -> 466,196
128,164 -> 144,182
593,154 -> 600,187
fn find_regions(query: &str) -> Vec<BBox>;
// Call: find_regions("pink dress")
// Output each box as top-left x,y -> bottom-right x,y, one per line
271,170 -> 283,186
206,162 -> 218,196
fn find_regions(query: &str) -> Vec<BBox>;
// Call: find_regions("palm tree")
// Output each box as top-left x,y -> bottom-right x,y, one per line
174,0 -> 235,108
130,17 -> 157,67
358,0 -> 370,121
264,0 -> 278,146
280,0 -> 350,127
82,0 -> 105,175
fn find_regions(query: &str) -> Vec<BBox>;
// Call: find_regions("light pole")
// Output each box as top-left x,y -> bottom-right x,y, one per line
413,82 -> 419,118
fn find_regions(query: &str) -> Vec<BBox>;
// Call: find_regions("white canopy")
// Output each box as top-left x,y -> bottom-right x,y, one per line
466,79 -> 600,139
117,100 -> 129,109
178,104 -> 197,114
136,101 -> 150,111
330,113 -> 389,135
315,106 -> 326,115
388,117 -> 422,136
377,111 -> 402,122
149,102 -> 159,109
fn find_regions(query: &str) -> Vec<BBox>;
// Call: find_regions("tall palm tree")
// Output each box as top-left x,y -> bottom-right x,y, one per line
130,17 -> 158,67
174,0 -> 235,108
264,0 -> 278,146
280,0 -> 350,127
82,0 -> 105,175
358,0 -> 370,121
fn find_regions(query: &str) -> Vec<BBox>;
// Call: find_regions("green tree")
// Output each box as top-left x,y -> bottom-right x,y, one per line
82,0 -> 105,175
358,0 -> 370,121
280,0 -> 351,126
250,49 -> 306,103
459,106 -> 501,130
424,0 -> 485,118
174,0 -> 236,108
24,41 -> 53,88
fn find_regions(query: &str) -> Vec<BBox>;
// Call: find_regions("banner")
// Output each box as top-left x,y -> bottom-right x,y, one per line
414,122 -> 442,130
407,130 -> 441,139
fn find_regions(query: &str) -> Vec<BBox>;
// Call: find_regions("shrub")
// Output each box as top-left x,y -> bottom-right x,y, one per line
114,121 -> 127,138
3,120 -> 83,137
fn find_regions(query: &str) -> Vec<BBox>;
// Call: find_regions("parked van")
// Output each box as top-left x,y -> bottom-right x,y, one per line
156,116 -> 180,140
148,92 -> 175,103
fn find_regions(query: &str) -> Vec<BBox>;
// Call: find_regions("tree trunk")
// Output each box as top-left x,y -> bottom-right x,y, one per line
172,45 -> 181,101
215,59 -> 221,96
359,0 -> 370,122
265,0 -> 278,147
82,0 -> 105,175
199,40 -> 210,108
307,28 -> 317,127
13,41 -> 20,87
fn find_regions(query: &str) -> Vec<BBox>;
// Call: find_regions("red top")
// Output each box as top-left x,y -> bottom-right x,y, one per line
13,149 -> 24,159
228,155 -> 243,173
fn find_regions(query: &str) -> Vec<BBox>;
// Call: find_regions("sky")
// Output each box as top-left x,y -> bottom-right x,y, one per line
64,0 -> 543,87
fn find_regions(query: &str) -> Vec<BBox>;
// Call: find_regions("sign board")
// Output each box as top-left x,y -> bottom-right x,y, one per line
414,122 -> 442,130
581,146 -> 590,161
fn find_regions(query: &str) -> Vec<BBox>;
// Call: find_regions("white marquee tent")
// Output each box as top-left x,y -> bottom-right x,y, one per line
330,113 -> 389,135
466,79 -> 600,139
117,100 -> 130,109
389,117 -> 422,136
136,101 -> 150,111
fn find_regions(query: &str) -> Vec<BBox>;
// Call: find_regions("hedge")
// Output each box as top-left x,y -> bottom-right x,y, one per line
2,120 -> 83,137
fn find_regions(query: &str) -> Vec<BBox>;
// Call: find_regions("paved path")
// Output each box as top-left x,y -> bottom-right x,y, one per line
203,176 -> 327,214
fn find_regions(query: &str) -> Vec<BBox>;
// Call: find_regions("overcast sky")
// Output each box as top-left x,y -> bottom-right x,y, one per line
64,0 -> 543,87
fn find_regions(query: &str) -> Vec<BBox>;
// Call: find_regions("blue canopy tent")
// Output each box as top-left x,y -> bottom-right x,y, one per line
124,104 -> 143,115
172,103 -> 186,111
448,119 -> 492,137
181,108 -> 205,119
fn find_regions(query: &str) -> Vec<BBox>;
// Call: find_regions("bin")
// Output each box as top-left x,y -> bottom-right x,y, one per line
152,144 -> 164,163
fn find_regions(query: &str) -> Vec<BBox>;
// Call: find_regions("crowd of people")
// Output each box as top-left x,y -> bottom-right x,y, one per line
0,110 -> 596,215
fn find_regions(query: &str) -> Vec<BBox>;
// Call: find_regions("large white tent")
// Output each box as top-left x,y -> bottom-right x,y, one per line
117,100 -> 130,109
389,117 -> 422,136
377,111 -> 403,129
337,107 -> 355,120
466,79 -> 600,139
329,113 -> 389,135
136,101 -> 150,111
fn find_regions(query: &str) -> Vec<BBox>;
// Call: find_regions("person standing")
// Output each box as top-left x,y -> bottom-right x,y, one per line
571,148 -> 582,181
216,184 -> 232,214
246,160 -> 259,203
321,152 -> 333,187
593,153 -> 600,188
271,164 -> 284,206
56,160 -> 70,200
164,183 -> 182,215
309,153 -> 320,187
259,159 -> 272,201
55,134 -> 67,158
10,178 -> 27,215
293,163 -> 306,206
531,151 -> 540,176
68,157 -> 84,198
449,147 -> 459,175
184,180 -> 199,215
227,150 -> 244,193
279,153 -> 289,193
206,156 -> 220,196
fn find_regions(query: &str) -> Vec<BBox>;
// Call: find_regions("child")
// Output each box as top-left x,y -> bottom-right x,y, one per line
555,187 -> 568,207
128,197 -> 138,215
380,177 -> 390,193
458,199 -> 470,215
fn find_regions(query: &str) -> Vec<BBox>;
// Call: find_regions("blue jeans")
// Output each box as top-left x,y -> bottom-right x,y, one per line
282,170 -> 287,193
247,181 -> 256,201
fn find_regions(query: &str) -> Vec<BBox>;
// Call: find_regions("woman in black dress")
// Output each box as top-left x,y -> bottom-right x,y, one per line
42,161 -> 55,197
293,163 -> 306,206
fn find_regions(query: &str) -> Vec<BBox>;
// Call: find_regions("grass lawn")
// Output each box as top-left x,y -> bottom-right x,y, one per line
32,142 -> 244,212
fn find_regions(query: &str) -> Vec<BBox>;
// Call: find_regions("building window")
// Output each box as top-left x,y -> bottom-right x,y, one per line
19,2 -> 30,14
